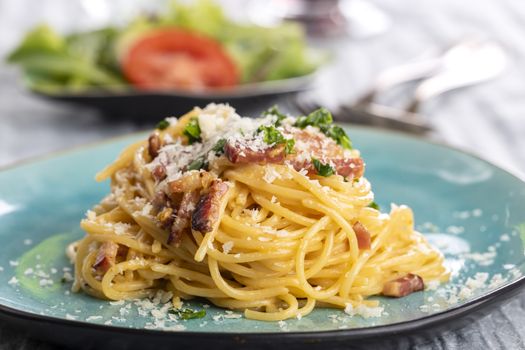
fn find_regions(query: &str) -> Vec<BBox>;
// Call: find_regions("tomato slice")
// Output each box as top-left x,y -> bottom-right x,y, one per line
122,29 -> 239,90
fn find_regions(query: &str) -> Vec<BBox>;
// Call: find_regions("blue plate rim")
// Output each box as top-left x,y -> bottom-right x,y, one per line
1,124 -> 524,340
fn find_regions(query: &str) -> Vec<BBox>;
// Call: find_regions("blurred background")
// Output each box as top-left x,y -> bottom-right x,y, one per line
1,0 -> 524,176
1,0 -> 525,349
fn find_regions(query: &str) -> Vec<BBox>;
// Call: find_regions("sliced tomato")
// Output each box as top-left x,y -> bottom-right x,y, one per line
122,29 -> 238,90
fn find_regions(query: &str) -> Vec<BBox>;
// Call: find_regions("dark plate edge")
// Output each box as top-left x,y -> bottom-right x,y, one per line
0,124 -> 524,341
28,74 -> 317,100
0,270 -> 523,343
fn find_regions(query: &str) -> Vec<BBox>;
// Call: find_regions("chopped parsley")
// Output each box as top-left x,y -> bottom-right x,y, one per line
263,105 -> 287,126
294,108 -> 353,150
312,158 -> 335,177
258,125 -> 295,154
259,125 -> 281,144
368,201 -> 380,210
187,157 -> 208,171
156,120 -> 170,130
169,308 -> 206,320
294,107 -> 333,128
321,124 -> 352,150
211,138 -> 227,155
284,138 -> 295,154
183,117 -> 202,144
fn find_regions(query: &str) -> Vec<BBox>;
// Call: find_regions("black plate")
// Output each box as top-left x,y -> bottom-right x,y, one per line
31,75 -> 315,120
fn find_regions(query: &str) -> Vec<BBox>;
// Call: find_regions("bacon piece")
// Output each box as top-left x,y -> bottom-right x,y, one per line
330,158 -> 364,178
148,133 -> 162,159
168,191 -> 200,245
151,164 -> 167,182
191,180 -> 230,233
352,221 -> 371,249
92,242 -> 119,273
224,130 -> 364,179
291,157 -> 364,179
224,141 -> 285,164
382,274 -> 425,297
168,171 -> 215,194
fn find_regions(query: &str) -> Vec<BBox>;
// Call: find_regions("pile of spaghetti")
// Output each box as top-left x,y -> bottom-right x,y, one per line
70,104 -> 449,321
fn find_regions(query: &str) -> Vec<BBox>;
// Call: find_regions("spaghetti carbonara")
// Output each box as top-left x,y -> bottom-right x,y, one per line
70,104 -> 449,321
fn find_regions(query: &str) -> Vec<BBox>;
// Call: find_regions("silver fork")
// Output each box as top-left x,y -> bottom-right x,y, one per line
292,38 -> 507,133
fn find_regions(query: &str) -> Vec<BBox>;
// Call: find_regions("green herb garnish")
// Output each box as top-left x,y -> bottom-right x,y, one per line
263,105 -> 287,126
312,158 -> 335,177
187,157 -> 208,171
294,107 -> 333,129
321,125 -> 352,150
258,125 -> 295,154
368,201 -> 380,210
156,120 -> 170,130
284,139 -> 295,154
258,125 -> 280,144
211,138 -> 227,155
183,117 -> 202,144
294,108 -> 352,150
169,308 -> 206,320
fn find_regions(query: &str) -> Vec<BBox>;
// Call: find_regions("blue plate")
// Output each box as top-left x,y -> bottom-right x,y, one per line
0,126 -> 524,348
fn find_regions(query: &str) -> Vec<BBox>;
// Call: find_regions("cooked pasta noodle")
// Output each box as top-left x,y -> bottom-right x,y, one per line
70,104 -> 449,321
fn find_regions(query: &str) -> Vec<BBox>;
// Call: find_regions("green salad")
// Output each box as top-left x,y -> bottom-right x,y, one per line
7,0 -> 325,93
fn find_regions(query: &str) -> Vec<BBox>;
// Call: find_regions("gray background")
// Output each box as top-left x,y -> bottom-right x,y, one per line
0,0 -> 524,348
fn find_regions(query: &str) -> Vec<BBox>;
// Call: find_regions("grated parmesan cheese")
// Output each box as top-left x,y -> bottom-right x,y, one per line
500,234 -> 510,242
86,316 -> 103,322
86,210 -> 97,221
222,241 -> 234,254
62,271 -> 74,282
263,165 -> 281,184
344,303 -> 384,318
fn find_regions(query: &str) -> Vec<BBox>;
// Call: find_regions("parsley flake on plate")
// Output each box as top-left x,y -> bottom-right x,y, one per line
169,308 -> 206,320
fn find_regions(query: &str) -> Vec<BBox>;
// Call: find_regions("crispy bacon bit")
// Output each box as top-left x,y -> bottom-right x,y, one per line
292,157 -> 364,179
92,242 -> 119,273
168,191 -> 200,245
223,130 -> 364,179
168,171 -> 215,194
352,221 -> 371,249
191,180 -> 230,233
148,133 -> 162,159
224,141 -> 286,164
333,158 -> 364,178
382,274 -> 425,297
152,164 -> 167,181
